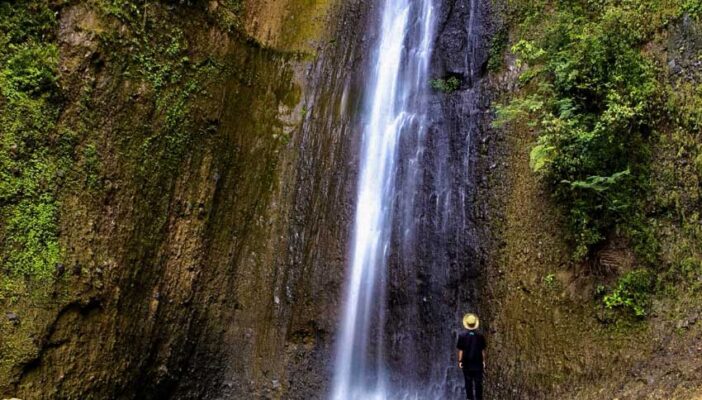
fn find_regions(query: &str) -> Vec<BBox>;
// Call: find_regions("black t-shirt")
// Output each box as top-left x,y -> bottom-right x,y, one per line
456,331 -> 486,371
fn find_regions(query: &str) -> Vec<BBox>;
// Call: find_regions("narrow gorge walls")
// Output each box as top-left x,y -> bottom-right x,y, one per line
4,0 -> 700,399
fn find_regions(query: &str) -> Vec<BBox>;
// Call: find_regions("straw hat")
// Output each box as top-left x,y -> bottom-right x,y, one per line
463,313 -> 479,330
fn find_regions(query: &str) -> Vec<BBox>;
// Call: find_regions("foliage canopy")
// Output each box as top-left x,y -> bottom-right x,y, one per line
494,0 -> 674,260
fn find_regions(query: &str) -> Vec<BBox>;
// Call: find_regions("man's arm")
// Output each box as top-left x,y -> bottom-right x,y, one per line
482,350 -> 486,370
458,350 -> 463,368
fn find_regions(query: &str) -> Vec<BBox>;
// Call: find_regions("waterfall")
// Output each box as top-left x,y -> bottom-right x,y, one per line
331,1 -> 435,399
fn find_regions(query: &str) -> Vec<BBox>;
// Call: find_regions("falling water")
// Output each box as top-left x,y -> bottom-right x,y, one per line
331,0 -> 435,399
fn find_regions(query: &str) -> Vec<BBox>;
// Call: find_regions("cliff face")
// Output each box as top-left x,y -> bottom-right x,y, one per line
478,5 -> 702,399
0,1 -> 369,398
2,0 -> 701,399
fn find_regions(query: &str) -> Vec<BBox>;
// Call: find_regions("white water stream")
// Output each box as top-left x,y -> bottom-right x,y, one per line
331,1 -> 436,399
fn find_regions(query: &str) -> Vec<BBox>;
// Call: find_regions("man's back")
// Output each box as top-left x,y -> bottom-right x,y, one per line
457,331 -> 486,371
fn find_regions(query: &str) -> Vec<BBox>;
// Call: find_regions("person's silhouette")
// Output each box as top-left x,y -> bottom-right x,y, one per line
456,313 -> 486,400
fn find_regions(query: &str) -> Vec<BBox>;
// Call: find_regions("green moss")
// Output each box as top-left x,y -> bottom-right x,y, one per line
4,198 -> 62,278
95,0 -> 227,178
649,30 -> 702,292
276,0 -> 333,53
0,0 -> 229,284
82,143 -> 103,190
0,0 -> 66,280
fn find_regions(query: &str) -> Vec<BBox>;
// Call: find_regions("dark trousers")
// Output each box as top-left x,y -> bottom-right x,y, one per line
462,369 -> 483,400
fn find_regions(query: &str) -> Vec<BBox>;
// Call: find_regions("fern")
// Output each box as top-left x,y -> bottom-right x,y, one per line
565,169 -> 631,192
529,144 -> 556,172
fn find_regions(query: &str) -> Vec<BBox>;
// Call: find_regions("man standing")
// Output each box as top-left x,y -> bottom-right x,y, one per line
456,313 -> 486,400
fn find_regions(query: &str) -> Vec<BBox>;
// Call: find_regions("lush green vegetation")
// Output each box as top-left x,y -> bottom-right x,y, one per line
603,268 -> 654,317
494,0 -> 702,317
0,0 -> 66,280
430,76 -> 461,93
494,0 -> 674,261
